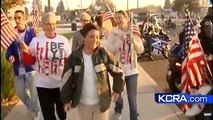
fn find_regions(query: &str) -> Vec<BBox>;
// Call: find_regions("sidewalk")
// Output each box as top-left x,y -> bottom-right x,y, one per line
4,65 -> 189,120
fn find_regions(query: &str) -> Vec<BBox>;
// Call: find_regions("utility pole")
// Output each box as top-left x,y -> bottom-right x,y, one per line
127,0 -> 129,10
66,0 -> 68,10
137,0 -> 139,10
80,0 -> 82,11
48,0 -> 51,12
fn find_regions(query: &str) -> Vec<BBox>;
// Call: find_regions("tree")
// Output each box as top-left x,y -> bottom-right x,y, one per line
44,5 -> 54,13
56,0 -> 65,15
1,0 -> 28,15
89,0 -> 116,15
1,49 -> 16,103
30,0 -> 42,15
186,0 -> 201,13
172,0 -> 200,13
164,0 -> 172,9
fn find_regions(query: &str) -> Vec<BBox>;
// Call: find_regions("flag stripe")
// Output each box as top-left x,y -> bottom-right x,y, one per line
180,9 -> 209,111
33,0 -> 41,28
102,11 -> 113,22
102,10 -> 114,39
1,9 -> 18,49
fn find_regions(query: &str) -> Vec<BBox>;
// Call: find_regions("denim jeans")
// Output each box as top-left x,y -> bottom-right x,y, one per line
15,71 -> 39,113
114,74 -> 138,120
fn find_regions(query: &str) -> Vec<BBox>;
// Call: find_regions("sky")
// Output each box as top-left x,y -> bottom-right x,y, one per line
26,0 -> 165,12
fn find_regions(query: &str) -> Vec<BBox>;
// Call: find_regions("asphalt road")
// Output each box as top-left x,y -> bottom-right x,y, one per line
138,26 -> 183,92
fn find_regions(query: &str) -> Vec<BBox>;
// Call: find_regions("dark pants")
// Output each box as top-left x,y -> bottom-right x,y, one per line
115,74 -> 138,120
37,87 -> 66,120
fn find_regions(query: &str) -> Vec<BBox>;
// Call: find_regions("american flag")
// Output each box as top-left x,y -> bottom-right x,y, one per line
32,0 -> 41,28
180,9 -> 209,111
131,24 -> 142,39
130,13 -> 142,39
102,10 -> 114,39
1,9 -> 18,49
102,11 -> 114,22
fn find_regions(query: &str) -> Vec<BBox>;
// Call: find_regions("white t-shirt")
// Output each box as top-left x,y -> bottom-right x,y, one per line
118,30 -> 136,76
80,52 -> 99,105
16,29 -> 26,74
29,34 -> 71,88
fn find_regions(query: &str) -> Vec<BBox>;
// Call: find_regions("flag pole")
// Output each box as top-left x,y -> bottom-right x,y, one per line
105,4 -> 114,18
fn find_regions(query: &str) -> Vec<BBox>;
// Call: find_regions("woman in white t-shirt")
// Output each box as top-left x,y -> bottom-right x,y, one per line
60,23 -> 124,120
105,10 -> 144,120
21,12 -> 71,120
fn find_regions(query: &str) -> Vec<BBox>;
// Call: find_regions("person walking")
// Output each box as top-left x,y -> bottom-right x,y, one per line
71,12 -> 91,51
106,10 -> 144,120
60,23 -> 124,120
21,12 -> 71,120
5,10 -> 40,119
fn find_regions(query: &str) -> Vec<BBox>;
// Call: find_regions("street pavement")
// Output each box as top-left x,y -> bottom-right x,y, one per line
138,26 -> 183,92
4,64 -> 189,120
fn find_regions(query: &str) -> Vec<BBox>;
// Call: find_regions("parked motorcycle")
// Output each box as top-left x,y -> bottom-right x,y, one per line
140,32 -> 171,59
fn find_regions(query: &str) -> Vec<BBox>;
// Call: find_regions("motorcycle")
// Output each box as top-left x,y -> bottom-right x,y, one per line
166,43 -> 212,119
165,20 -> 176,29
140,32 -> 171,59
166,42 -> 182,93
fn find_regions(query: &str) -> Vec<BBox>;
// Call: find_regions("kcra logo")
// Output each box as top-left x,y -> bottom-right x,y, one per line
156,94 -> 188,103
155,93 -> 212,104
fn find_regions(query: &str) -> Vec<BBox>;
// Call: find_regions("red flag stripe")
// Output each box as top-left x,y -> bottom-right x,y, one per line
131,25 -> 142,38
181,37 -> 208,94
103,11 -> 113,22
1,30 -> 14,47
8,24 -> 18,37
3,24 -> 17,40
1,9 -> 18,49
2,25 -> 16,41
1,35 -> 10,48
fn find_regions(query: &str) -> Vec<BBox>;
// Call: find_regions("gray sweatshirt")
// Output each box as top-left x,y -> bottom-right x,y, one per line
72,30 -> 84,52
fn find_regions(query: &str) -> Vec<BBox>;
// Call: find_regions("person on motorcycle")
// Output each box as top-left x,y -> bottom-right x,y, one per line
199,6 -> 213,90
167,17 -> 172,28
144,25 -> 159,61
140,17 -> 153,37
186,7 -> 213,119
199,6 -> 212,83
167,31 -> 184,93
199,6 -> 213,58
153,18 -> 162,34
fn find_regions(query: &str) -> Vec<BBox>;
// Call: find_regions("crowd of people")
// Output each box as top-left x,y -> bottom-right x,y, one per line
5,5 -> 212,120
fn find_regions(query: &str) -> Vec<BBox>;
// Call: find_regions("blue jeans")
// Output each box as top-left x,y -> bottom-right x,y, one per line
15,71 -> 39,113
115,74 -> 138,120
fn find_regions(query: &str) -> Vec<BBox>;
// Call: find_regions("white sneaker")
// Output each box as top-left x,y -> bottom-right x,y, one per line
113,113 -> 121,120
